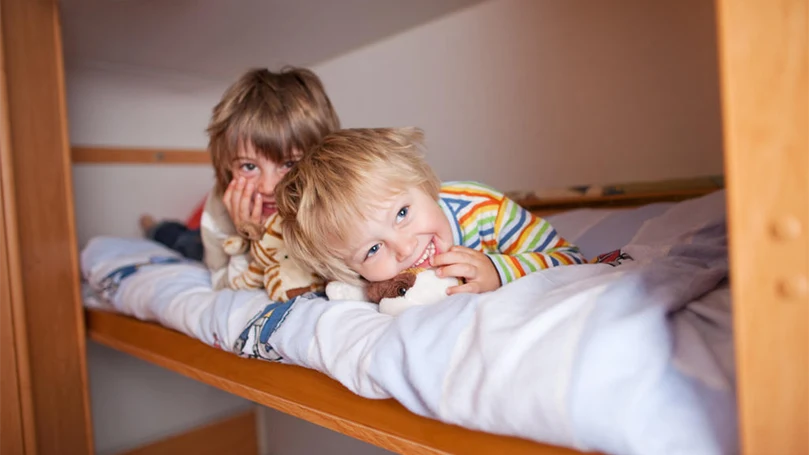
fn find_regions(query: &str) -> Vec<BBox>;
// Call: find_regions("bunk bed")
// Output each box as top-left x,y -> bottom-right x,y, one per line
1,0 -> 806,454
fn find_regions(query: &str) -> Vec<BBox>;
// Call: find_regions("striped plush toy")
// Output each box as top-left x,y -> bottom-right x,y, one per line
223,213 -> 325,302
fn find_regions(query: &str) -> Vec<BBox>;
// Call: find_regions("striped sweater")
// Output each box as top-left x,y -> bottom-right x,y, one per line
438,181 -> 586,285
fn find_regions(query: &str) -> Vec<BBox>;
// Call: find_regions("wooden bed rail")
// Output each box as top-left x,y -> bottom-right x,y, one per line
508,176 -> 724,217
513,188 -> 720,218
86,309 -> 588,455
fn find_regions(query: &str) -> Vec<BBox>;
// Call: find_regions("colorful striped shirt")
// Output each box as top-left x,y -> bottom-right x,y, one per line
438,181 -> 586,285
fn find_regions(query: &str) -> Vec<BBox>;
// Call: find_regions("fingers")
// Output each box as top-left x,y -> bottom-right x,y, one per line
250,193 -> 262,224
430,246 -> 477,267
434,246 -> 486,279
437,262 -> 478,281
446,282 -> 481,295
238,181 -> 254,223
433,245 -> 501,295
224,178 -> 245,223
223,178 -> 261,227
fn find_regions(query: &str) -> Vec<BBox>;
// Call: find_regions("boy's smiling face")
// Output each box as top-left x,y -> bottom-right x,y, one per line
339,186 -> 453,282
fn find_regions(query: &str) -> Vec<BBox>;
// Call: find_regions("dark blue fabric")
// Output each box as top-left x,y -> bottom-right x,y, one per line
146,221 -> 203,261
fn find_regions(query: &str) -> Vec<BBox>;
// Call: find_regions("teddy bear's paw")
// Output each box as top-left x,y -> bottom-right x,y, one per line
238,222 -> 265,241
223,236 -> 248,255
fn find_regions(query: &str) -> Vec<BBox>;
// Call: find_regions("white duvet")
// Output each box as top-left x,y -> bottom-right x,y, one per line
81,191 -> 736,455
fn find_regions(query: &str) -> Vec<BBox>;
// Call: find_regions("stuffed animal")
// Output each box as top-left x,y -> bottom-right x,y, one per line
325,267 -> 460,316
223,213 -> 325,301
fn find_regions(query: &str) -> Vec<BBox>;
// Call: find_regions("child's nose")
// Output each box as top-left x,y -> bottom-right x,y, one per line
257,172 -> 281,195
393,237 -> 417,262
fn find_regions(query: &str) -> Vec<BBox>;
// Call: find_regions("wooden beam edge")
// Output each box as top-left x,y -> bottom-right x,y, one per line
512,188 -> 719,211
0,12 -> 38,453
117,410 -> 258,455
71,147 -> 210,165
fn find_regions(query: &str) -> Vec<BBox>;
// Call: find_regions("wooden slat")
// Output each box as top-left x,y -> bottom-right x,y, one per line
87,309 -> 590,455
715,0 -> 809,453
0,6 -> 35,452
1,0 -> 94,453
118,410 -> 258,455
1,152 -> 28,455
514,188 -> 719,217
71,146 -> 210,164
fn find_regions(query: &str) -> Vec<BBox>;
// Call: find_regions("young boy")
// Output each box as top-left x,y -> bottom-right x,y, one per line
275,127 -> 586,295
201,67 -> 340,290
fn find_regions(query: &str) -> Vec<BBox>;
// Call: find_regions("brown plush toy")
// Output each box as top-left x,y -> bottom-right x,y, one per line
327,267 -> 461,316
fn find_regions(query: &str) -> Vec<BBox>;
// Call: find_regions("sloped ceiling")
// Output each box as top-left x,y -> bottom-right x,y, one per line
59,0 -> 485,82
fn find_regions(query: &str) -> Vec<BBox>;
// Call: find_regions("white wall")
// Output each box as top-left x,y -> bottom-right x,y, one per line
314,0 -> 723,190
257,408 -> 393,455
68,67 -> 220,246
67,0 -> 723,453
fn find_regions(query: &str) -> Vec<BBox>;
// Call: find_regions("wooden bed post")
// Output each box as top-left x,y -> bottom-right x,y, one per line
715,0 -> 808,453
0,0 -> 94,453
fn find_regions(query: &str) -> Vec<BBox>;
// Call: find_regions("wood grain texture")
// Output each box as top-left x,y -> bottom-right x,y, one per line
87,309 -> 593,455
1,170 -> 28,455
72,146 -> 210,165
515,188 -> 718,218
715,0 -> 809,453
1,0 -> 94,453
118,410 -> 258,455
0,11 -> 36,453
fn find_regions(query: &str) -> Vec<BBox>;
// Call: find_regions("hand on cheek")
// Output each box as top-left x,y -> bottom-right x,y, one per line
431,245 -> 501,295
222,177 -> 263,234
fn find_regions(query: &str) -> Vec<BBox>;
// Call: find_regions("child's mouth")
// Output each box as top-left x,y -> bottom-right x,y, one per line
411,240 -> 436,269
262,202 -> 277,217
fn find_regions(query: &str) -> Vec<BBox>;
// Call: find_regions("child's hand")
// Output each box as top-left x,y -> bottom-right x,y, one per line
223,177 -> 262,237
431,246 -> 501,295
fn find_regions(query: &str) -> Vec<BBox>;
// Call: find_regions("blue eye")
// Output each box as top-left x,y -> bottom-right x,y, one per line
366,244 -> 380,259
396,206 -> 409,222
241,163 -> 257,171
282,160 -> 297,169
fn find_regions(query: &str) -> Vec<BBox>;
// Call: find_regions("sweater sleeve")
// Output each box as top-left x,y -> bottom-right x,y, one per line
200,190 -> 250,290
484,195 -> 587,285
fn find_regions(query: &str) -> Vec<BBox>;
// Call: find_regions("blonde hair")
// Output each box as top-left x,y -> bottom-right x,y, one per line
207,67 -> 340,194
276,127 -> 441,284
